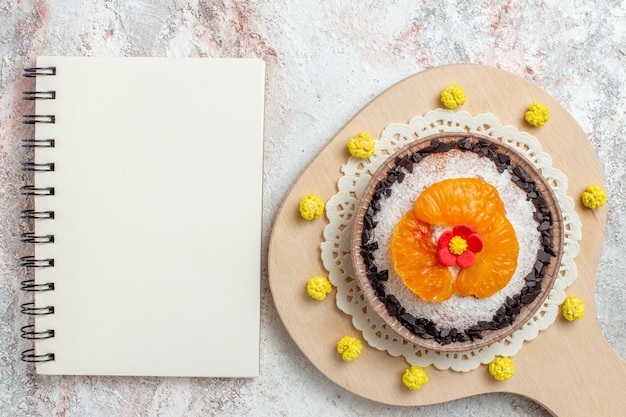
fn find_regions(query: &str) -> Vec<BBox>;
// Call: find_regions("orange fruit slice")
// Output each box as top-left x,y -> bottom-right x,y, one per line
391,178 -> 519,301
455,214 -> 518,298
414,178 -> 506,237
390,211 -> 455,302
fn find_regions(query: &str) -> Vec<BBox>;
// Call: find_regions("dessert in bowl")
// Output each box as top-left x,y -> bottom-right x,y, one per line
350,132 -> 564,352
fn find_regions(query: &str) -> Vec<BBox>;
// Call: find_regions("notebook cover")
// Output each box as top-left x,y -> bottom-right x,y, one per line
28,57 -> 264,377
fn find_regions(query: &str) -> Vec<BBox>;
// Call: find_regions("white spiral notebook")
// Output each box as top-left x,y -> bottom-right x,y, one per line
21,57 -> 264,377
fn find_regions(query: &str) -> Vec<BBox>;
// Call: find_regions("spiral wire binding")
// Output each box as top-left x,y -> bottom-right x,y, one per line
20,185 -> 55,196
20,232 -> 55,244
20,280 -> 54,292
20,66 -> 57,363
22,139 -> 55,148
20,325 -> 55,340
21,210 -> 55,220
23,91 -> 56,100
23,67 -> 56,77
22,162 -> 55,172
21,302 -> 55,315
23,114 -> 55,124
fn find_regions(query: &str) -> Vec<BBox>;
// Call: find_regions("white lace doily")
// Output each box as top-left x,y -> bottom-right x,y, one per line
320,109 -> 581,372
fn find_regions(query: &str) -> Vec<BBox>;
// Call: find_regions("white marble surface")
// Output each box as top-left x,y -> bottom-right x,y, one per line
1,1 -> 624,416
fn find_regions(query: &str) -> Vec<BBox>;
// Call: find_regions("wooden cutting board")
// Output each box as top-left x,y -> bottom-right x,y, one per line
267,64 -> 625,415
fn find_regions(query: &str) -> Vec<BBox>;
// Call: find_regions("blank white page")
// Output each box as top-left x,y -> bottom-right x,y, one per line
31,57 -> 264,377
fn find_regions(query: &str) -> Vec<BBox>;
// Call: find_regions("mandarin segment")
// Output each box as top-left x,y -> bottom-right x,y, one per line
414,178 -> 506,234
391,211 -> 455,302
455,214 -> 519,298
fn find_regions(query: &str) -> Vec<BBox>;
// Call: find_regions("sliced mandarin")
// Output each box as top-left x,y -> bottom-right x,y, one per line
390,210 -> 455,302
390,177 -> 519,302
455,214 -> 519,298
414,178 -> 506,236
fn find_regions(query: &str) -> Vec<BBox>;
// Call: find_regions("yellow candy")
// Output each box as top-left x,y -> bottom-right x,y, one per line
488,356 -> 514,381
299,194 -> 325,220
581,184 -> 607,209
402,365 -> 429,390
525,102 -> 550,126
347,132 -> 376,159
306,275 -> 332,300
336,336 -> 362,361
440,84 -> 466,109
562,295 -> 585,321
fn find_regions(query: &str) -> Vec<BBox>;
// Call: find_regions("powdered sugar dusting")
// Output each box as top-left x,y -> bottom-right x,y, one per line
371,150 -> 540,330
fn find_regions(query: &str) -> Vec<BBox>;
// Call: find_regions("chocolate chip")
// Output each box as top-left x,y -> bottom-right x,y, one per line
400,313 -> 416,326
478,320 -> 490,330
411,152 -> 423,164
371,280 -> 386,297
377,178 -> 391,190
365,241 -> 378,251
533,211 -> 545,222
434,141 -> 452,153
513,166 -> 530,182
537,249 -> 551,263
361,229 -> 372,244
367,271 -> 380,281
538,221 -> 551,231
498,153 -> 511,165
384,295 -> 403,317
376,269 -> 388,281
521,292 -> 539,305
534,260 -> 545,275
537,194 -> 548,206
425,322 -> 438,337
458,138 -> 472,150
437,334 -> 449,344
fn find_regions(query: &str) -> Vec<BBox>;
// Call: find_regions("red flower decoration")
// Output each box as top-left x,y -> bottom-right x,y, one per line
437,224 -> 484,268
